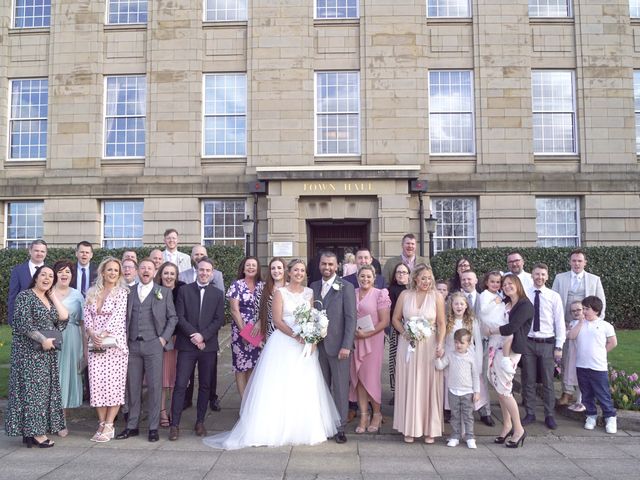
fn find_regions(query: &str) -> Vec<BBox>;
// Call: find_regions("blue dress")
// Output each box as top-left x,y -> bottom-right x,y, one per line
226,279 -> 265,372
58,288 -> 85,408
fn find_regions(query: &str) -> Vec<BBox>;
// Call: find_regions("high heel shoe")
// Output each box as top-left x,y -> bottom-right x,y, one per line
26,437 -> 55,448
505,430 -> 527,448
494,427 -> 514,444
355,413 -> 370,434
367,412 -> 383,433
160,409 -> 170,428
90,422 -> 105,442
95,423 -> 114,443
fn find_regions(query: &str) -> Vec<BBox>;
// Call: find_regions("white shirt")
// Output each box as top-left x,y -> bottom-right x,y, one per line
576,319 -> 615,371
76,262 -> 89,291
526,285 -> 566,348
321,274 -> 337,297
28,260 -> 44,278
571,271 -> 584,289
138,282 -> 154,302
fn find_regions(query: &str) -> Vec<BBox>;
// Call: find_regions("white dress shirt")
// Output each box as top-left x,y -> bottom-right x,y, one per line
526,285 -> 566,348
28,260 -> 44,278
138,282 -> 154,303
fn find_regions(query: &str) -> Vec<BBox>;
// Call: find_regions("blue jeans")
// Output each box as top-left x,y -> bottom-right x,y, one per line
576,367 -> 616,419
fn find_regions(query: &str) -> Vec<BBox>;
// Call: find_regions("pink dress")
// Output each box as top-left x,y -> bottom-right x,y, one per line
83,287 -> 129,407
349,288 -> 391,404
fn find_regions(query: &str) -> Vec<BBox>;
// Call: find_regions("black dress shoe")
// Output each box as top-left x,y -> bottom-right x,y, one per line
545,416 -> 558,430
148,429 -> 159,442
334,431 -> 347,444
115,428 -> 139,440
521,414 -> 536,426
481,415 -> 495,427
209,397 -> 221,412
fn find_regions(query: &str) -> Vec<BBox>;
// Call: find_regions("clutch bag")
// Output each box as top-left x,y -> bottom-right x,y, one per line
88,335 -> 119,352
32,330 -> 63,350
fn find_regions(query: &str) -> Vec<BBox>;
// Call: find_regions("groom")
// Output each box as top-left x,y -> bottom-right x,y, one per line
311,251 -> 356,443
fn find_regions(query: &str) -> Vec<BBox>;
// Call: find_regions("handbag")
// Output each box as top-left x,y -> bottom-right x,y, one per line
88,335 -> 119,352
32,330 -> 63,350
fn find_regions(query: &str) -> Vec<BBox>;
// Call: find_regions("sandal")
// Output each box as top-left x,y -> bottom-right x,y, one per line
424,436 -> 435,444
90,422 -> 105,442
367,412 -> 383,433
355,413 -> 370,434
404,436 -> 414,443
160,409 -> 170,428
95,423 -> 114,443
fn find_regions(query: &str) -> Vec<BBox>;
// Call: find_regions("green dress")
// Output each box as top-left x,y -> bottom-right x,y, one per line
58,289 -> 85,408
5,289 -> 67,437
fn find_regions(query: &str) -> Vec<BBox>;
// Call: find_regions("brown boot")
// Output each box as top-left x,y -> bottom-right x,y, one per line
194,423 -> 207,437
557,392 -> 574,406
168,426 -> 179,441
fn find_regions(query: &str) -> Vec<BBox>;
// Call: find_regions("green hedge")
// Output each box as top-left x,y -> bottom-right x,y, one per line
430,246 -> 640,329
0,245 -> 244,324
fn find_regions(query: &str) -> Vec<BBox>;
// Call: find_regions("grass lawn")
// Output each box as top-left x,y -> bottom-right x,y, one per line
0,324 -> 11,398
609,329 -> 640,374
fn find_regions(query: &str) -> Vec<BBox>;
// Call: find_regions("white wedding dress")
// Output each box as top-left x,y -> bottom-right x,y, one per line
203,286 -> 340,450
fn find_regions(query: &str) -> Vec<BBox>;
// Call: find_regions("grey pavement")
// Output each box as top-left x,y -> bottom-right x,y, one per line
1,325 -> 639,479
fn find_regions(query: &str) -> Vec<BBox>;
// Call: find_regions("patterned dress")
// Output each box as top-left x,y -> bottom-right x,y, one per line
83,287 -> 129,407
5,290 -> 67,437
227,279 -> 265,372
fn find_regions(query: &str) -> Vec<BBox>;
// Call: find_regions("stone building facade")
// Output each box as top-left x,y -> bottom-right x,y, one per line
1,0 -> 639,264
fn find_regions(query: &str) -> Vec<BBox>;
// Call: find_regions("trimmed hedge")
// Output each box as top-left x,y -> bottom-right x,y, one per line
431,246 -> 640,329
0,245 -> 244,324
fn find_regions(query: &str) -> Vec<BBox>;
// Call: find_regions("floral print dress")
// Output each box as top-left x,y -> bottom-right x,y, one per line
227,279 -> 265,372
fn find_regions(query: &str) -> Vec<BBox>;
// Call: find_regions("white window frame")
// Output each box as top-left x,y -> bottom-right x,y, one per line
12,0 -> 51,28
634,70 -> 640,154
106,0 -> 148,25
314,0 -> 359,20
101,200 -> 144,248
531,70 -> 577,155
201,199 -> 247,246
536,197 -> 581,247
426,0 -> 471,18
203,0 -> 248,22
8,78 -> 49,161
528,0 -> 572,17
428,70 -> 475,155
103,75 -> 146,159
202,73 -> 247,158
632,0 -> 640,18
430,197 -> 477,254
314,71 -> 361,156
4,201 -> 44,249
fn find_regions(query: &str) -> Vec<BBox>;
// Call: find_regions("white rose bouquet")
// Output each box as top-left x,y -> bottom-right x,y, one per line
292,301 -> 329,357
404,315 -> 433,362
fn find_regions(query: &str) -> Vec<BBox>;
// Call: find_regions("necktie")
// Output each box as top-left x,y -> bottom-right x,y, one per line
81,267 -> 87,297
533,289 -> 541,332
571,275 -> 580,291
467,293 -> 473,309
321,281 -> 330,298
138,285 -> 148,303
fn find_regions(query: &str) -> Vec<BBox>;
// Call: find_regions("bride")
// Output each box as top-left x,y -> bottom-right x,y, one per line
203,258 -> 340,449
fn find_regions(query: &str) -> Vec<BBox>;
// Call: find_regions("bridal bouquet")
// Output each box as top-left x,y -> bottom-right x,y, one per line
404,315 -> 432,362
292,301 -> 329,357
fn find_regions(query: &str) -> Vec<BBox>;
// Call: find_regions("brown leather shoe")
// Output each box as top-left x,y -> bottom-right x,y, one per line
194,423 -> 207,437
557,392 -> 574,406
168,426 -> 179,441
347,409 -> 357,423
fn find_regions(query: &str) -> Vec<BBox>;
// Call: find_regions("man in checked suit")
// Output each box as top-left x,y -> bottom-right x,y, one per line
311,251 -> 356,444
169,257 -> 224,440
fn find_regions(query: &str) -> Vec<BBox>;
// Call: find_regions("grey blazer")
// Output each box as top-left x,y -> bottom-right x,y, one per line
310,277 -> 357,357
127,284 -> 179,350
552,270 -> 606,316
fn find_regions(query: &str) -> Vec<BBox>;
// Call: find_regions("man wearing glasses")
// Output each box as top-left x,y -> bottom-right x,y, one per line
505,251 -> 533,290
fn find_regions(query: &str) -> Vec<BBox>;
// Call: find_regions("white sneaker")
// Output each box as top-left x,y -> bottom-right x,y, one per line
466,439 -> 477,449
605,417 -> 617,434
500,356 -> 516,374
447,438 -> 459,447
584,415 -> 597,430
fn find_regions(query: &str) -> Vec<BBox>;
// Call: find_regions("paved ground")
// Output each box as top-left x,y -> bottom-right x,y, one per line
1,325 -> 639,480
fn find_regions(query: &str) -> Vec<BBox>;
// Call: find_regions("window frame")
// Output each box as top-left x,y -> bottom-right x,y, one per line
634,70 -> 640,154
426,0 -> 471,19
12,0 -> 51,29
314,0 -> 359,20
535,197 -> 581,247
101,200 -> 144,248
201,199 -> 247,246
203,0 -> 248,22
103,75 -> 147,159
106,0 -> 148,26
430,197 -> 477,254
4,200 -> 44,249
528,0 -> 572,18
632,0 -> 640,19
8,78 -> 49,161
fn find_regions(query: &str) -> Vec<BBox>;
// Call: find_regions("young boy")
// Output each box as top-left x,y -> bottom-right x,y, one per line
566,296 -> 617,433
436,279 -> 449,301
436,328 -> 480,448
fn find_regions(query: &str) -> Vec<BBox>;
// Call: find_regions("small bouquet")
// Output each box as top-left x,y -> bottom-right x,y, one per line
292,301 -> 329,357
404,315 -> 432,362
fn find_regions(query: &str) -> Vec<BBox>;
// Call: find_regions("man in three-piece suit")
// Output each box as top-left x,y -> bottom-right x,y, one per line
116,258 -> 178,442
311,251 -> 356,444
7,239 -> 47,325
169,257 -> 225,440
70,240 -> 98,297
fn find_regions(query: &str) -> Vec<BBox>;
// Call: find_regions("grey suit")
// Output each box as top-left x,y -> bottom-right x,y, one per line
125,284 -> 178,431
311,276 -> 356,431
179,267 -> 225,293
463,289 -> 491,416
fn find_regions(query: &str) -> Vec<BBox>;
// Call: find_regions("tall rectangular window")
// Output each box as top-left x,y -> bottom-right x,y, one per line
14,0 -> 51,28
632,1 -> 640,18
431,198 -> 477,254
316,0 -> 358,19
104,75 -> 146,158
531,70 -> 576,154
9,79 -> 48,160
204,0 -> 247,21
315,71 -> 360,155
102,200 -> 144,248
202,199 -> 246,246
107,0 -> 147,25
427,0 -> 470,17
529,0 -> 570,17
634,71 -> 640,153
5,201 -> 44,248
203,73 -> 247,157
536,197 -> 580,247
428,70 -> 475,154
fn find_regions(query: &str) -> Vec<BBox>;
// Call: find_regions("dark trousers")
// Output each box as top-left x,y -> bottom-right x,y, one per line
521,339 -> 555,417
185,364 -> 218,405
171,349 -> 217,427
576,367 -> 616,419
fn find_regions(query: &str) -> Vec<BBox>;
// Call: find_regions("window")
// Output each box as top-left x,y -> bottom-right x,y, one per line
634,71 -> 640,153
315,71 -> 360,155
528,0 -> 571,17
428,70 -> 475,154
203,74 -> 247,157
107,0 -> 147,25
632,1 -> 640,18
531,70 -> 576,154
427,0 -> 470,18
316,0 -> 358,19
104,75 -> 146,158
5,201 -> 44,248
102,200 -> 144,248
204,0 -> 247,21
431,198 -> 477,254
13,0 -> 50,28
9,79 -> 48,160
202,199 -> 246,246
536,197 -> 580,247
